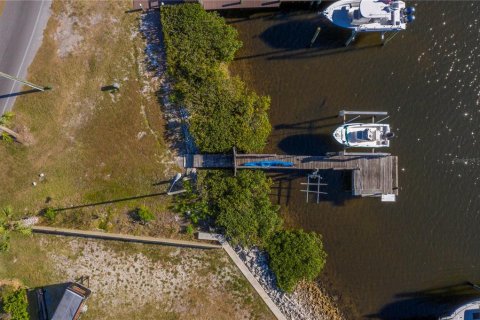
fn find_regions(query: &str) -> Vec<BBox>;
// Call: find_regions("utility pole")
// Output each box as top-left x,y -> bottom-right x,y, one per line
0,71 -> 51,91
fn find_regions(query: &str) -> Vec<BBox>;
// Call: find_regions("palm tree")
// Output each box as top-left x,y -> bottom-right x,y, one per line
0,206 -> 31,252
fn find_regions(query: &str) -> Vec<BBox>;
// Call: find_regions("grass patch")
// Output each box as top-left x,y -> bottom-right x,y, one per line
0,0 -> 176,234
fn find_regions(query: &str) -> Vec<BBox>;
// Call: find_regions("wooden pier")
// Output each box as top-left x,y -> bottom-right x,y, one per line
183,152 -> 399,200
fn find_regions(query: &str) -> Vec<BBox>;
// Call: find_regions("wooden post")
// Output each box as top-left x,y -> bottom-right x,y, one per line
345,30 -> 357,47
383,31 -> 400,46
233,147 -> 237,177
309,27 -> 322,48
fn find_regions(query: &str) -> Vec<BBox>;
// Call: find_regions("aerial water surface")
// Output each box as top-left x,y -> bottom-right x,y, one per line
227,2 -> 480,318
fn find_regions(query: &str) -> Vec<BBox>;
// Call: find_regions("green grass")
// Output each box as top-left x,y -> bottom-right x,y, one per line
0,0 -> 176,235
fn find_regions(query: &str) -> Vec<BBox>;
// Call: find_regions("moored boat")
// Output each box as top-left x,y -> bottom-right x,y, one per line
322,0 -> 416,32
333,123 -> 393,148
439,300 -> 480,320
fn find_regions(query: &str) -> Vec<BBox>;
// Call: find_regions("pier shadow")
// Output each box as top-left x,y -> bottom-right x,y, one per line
367,282 -> 480,320
277,133 -> 341,156
268,169 -> 353,206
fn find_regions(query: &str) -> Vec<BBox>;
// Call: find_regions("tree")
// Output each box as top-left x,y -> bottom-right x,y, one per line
267,229 -> 327,293
1,287 -> 29,320
136,206 -> 155,224
160,4 -> 271,153
200,170 -> 282,246
0,206 -> 31,252
43,207 -> 57,221
161,4 -> 242,82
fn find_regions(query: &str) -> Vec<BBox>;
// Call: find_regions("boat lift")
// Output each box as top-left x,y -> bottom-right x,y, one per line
337,110 -> 392,156
300,169 -> 328,203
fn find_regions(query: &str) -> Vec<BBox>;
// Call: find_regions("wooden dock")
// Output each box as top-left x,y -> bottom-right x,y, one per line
184,153 -> 399,200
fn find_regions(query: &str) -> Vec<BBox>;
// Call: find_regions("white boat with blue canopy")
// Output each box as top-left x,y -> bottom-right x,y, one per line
322,0 -> 416,32
439,300 -> 480,320
333,123 -> 393,148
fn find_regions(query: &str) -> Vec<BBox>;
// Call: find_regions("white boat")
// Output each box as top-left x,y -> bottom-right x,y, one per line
439,300 -> 480,320
333,123 -> 393,148
322,0 -> 416,32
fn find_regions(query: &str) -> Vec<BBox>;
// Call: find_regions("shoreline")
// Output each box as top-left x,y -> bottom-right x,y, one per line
144,7 -> 346,319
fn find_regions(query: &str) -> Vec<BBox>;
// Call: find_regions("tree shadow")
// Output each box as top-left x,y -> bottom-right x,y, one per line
277,133 -> 342,155
366,282 -> 480,320
53,192 -> 168,212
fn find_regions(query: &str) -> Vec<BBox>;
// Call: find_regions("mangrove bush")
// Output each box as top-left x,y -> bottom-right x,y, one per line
267,229 -> 327,292
161,4 -> 271,153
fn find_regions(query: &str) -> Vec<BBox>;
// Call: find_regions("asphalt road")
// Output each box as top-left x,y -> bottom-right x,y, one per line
0,0 -> 51,115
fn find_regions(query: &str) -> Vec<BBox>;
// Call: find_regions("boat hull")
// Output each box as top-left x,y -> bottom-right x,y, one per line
322,0 -> 407,32
333,123 -> 391,148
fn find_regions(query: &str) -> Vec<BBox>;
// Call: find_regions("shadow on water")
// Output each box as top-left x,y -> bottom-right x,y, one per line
278,133 -> 341,155
268,169 -> 353,206
232,13 -> 384,61
367,282 -> 480,320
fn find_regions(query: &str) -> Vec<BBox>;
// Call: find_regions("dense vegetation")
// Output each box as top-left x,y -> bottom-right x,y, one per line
0,287 -> 29,320
161,4 -> 271,153
267,230 -> 327,292
163,4 -> 326,292
201,170 -> 281,246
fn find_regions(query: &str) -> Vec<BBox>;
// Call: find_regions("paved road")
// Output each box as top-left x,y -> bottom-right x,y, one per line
0,0 -> 51,115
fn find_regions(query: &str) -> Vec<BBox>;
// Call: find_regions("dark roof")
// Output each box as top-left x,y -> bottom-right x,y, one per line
51,283 -> 91,320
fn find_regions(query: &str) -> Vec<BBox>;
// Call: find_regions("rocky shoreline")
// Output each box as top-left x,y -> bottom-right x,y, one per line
141,8 -> 345,320
235,246 -> 344,320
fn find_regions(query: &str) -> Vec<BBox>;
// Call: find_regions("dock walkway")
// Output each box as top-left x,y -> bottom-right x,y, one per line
184,153 -> 399,199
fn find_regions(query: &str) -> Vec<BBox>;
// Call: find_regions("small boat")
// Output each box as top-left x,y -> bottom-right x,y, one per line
333,123 -> 394,148
322,0 -> 416,32
439,300 -> 480,320
242,160 -> 294,168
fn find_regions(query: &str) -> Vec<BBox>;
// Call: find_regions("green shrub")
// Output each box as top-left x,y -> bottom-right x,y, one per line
137,206 -> 155,224
200,170 -> 281,246
267,230 -> 327,293
44,208 -> 57,221
0,112 -> 14,126
173,180 -> 209,225
187,72 -> 271,153
0,232 -> 10,252
161,4 -> 271,153
1,132 -> 13,143
185,224 -> 195,235
1,288 -> 29,320
161,4 -> 241,81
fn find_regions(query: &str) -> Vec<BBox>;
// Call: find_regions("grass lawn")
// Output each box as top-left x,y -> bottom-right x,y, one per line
0,0 -> 180,236
0,233 -> 274,319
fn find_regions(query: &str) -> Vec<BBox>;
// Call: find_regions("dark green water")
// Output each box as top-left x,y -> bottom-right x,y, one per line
227,2 -> 480,319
